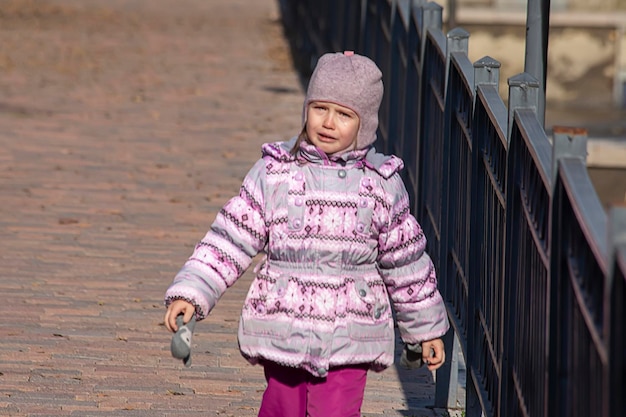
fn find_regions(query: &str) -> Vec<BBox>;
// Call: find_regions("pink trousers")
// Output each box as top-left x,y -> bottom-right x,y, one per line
257,362 -> 369,417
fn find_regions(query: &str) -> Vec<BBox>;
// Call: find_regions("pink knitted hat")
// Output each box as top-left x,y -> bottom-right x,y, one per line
304,51 -> 383,150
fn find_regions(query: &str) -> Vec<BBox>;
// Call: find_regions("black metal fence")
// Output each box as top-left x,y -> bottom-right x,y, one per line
278,0 -> 626,416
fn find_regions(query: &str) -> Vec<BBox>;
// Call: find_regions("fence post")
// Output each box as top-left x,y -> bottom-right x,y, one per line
607,205 -> 626,417
547,126 -> 589,417
550,126 -> 588,185
507,72 -> 539,141
422,2 -> 443,29
432,24 -> 471,415
420,0 -> 443,72
435,331 -> 463,410
405,0 -> 438,219
474,56 -> 500,88
502,72 -> 541,417
462,55 -> 502,417
422,2 -> 443,42
445,27 -> 469,100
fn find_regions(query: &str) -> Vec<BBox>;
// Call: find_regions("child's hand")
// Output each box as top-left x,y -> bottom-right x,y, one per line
164,299 -> 195,332
421,338 -> 445,371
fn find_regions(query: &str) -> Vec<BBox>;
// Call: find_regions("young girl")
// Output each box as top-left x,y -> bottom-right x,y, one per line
164,51 -> 449,417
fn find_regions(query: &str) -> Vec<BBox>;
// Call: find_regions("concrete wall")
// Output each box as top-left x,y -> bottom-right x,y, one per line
461,25 -> 618,106
431,2 -> 626,109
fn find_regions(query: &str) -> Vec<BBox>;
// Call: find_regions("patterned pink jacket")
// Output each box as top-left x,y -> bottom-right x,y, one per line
165,138 -> 449,377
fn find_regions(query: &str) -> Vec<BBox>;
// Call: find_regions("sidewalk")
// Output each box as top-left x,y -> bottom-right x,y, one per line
0,1 -> 453,416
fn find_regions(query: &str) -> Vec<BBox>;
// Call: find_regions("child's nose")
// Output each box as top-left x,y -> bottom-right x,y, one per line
323,112 -> 335,128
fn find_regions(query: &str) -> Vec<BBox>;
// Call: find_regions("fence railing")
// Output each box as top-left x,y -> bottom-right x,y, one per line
278,1 -> 626,416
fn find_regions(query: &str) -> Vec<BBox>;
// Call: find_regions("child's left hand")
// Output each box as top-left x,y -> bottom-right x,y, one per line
421,338 -> 445,371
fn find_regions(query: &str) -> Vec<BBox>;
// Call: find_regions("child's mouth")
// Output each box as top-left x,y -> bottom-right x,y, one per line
318,133 -> 335,142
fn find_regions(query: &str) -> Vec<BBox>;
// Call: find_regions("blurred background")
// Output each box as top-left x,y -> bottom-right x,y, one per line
431,0 -> 626,210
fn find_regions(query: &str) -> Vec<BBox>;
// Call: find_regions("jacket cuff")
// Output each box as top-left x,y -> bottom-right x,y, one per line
164,286 -> 210,320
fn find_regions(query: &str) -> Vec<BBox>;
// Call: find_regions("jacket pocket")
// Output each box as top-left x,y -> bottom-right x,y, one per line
240,314 -> 293,340
243,272 -> 288,312
348,321 -> 393,341
241,273 -> 292,340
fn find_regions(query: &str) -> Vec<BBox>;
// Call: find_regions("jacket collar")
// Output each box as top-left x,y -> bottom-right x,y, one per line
264,137 -> 404,179
297,141 -> 370,167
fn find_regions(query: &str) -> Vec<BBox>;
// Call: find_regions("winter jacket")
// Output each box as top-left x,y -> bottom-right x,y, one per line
165,137 -> 449,377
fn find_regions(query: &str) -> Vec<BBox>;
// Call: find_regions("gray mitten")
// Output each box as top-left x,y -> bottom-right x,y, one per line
171,314 -> 196,367
400,343 -> 424,369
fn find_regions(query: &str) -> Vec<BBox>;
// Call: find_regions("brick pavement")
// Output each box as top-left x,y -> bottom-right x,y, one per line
0,1 -> 459,416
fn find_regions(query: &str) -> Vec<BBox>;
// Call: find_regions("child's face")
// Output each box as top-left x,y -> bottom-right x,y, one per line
305,101 -> 360,155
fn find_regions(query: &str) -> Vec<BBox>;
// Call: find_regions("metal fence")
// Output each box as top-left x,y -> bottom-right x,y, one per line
278,0 -> 626,416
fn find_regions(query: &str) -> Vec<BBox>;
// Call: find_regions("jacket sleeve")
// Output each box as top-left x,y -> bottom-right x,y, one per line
376,174 -> 449,344
164,158 -> 269,319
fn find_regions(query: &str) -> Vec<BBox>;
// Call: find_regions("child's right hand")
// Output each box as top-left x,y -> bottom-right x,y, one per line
164,299 -> 195,332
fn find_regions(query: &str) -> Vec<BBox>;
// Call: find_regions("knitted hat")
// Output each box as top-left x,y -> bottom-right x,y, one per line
304,51 -> 383,150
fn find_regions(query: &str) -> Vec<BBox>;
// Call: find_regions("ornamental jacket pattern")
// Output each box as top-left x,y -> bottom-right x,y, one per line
165,137 -> 449,377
